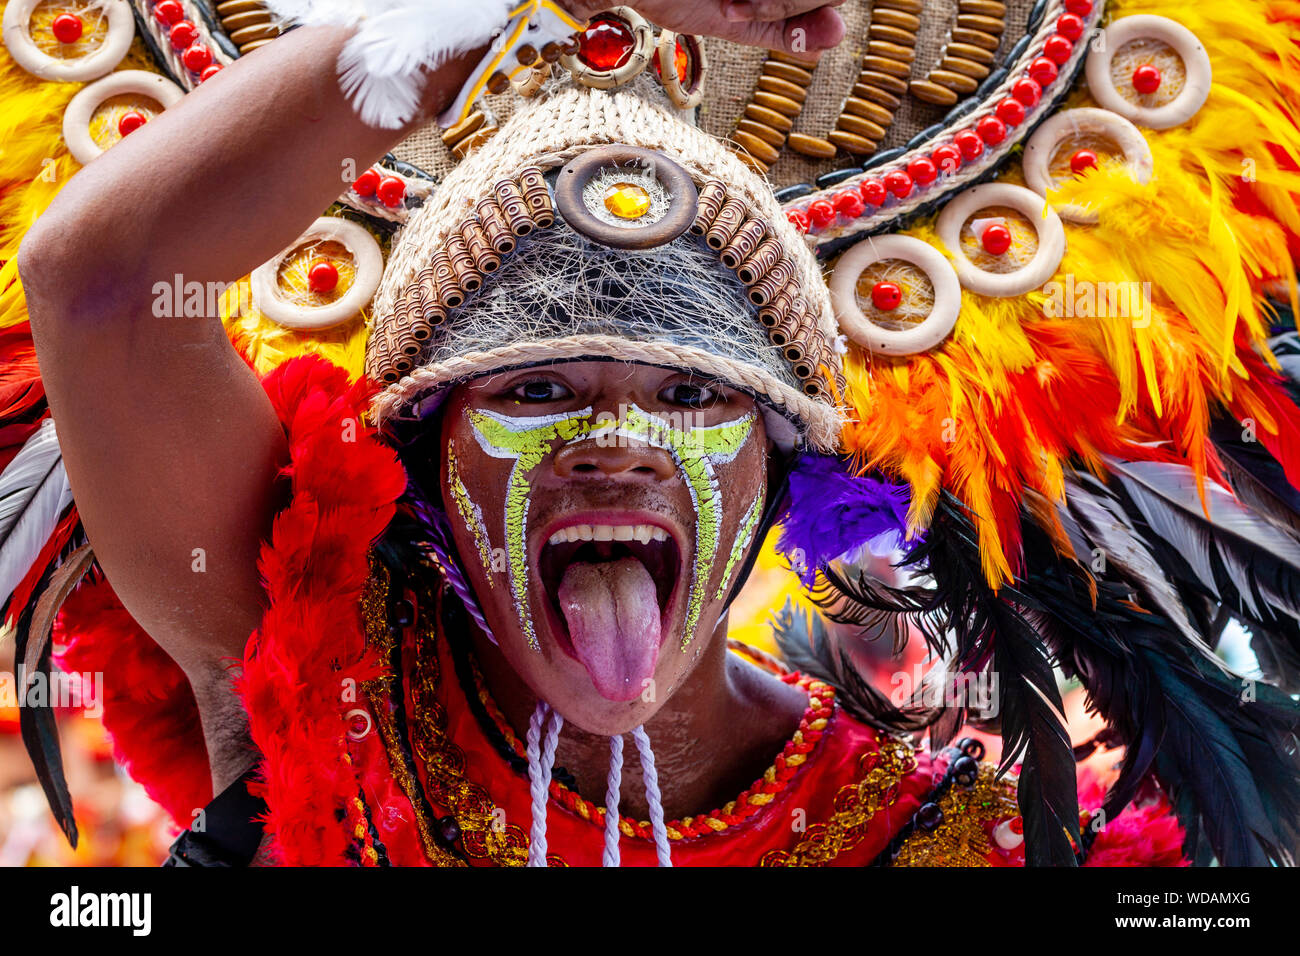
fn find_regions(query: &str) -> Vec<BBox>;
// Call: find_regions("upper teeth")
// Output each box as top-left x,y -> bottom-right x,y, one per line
547,524 -> 669,546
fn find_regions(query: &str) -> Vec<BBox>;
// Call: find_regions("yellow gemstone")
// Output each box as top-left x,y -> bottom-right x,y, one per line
603,182 -> 651,219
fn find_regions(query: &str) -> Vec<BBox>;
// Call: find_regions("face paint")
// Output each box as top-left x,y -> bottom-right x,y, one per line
467,406 -> 595,651
446,446 -> 496,584
716,492 -> 765,601
612,405 -> 757,651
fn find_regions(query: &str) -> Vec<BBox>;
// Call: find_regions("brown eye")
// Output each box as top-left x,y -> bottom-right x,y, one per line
510,379 -> 572,402
659,382 -> 720,409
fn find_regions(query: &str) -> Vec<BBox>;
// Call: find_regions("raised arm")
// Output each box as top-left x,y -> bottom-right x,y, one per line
16,25 -> 482,791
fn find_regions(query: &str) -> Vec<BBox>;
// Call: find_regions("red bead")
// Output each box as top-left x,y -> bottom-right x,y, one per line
807,199 -> 835,229
1065,0 -> 1092,13
576,16 -> 635,71
169,20 -> 198,50
199,63 -> 222,82
308,260 -> 339,293
352,168 -> 380,197
1056,13 -> 1085,41
932,144 -> 961,174
117,110 -> 147,137
833,189 -> 865,219
51,12 -> 82,43
870,281 -> 902,311
1012,77 -> 1042,107
1132,64 -> 1162,94
995,98 -> 1026,127
883,170 -> 913,198
908,156 -> 938,185
858,179 -> 887,206
976,116 -> 1006,146
1028,57 -> 1058,87
1009,815 -> 1024,835
954,129 -> 984,161
1043,35 -> 1074,65
786,209 -> 809,233
377,176 -> 406,208
1070,148 -> 1099,174
153,0 -> 183,25
182,42 -> 211,72
981,223 -> 1012,256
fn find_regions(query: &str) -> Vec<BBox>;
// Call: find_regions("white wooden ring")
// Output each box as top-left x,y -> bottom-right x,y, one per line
830,234 -> 962,355
62,70 -> 185,165
3,0 -> 133,82
1085,15 -> 1211,130
936,183 -> 1066,297
560,6 -> 653,90
1023,108 -> 1153,223
251,218 -> 383,330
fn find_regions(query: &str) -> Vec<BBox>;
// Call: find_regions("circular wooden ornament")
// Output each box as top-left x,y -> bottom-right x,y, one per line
554,144 -> 698,250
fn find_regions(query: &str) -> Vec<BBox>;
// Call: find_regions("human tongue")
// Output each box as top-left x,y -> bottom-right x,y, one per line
557,556 -> 661,702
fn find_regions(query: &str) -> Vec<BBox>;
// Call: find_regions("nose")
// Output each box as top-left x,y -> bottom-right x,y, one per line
552,437 -> 677,482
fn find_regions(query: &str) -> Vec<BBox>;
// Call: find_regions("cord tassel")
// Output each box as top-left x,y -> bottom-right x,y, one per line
601,733 -> 624,867
631,725 -> 672,867
525,700 -> 563,866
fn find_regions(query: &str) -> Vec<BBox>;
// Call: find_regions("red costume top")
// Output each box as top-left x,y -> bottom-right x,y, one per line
52,354 -> 1186,867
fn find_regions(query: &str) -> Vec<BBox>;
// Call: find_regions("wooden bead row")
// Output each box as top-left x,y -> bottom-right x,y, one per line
729,50 -> 823,173
830,0 -> 928,157
911,0 -> 1005,106
374,167 -> 555,383
832,0 -> 926,156
691,179 -> 832,394
216,0 -> 279,55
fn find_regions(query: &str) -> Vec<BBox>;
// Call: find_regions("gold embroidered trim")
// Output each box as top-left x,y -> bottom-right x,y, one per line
759,737 -> 916,866
890,759 -> 1020,867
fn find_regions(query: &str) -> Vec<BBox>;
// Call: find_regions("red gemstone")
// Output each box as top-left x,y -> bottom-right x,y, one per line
51,12 -> 82,43
308,260 -> 339,293
996,97 -> 1026,126
833,189 -> 865,219
576,16 -> 634,71
786,209 -> 809,233
1028,57 -> 1058,87
117,110 -> 147,136
1132,63 -> 1162,94
199,63 -> 222,82
1012,77 -> 1042,107
908,156 -> 938,185
1009,815 -> 1024,835
807,199 -> 835,229
1065,0 -> 1092,13
153,0 -> 183,25
859,179 -> 887,206
976,116 -> 1006,146
954,129 -> 984,161
1070,148 -> 1099,174
981,223 -> 1012,255
182,42 -> 212,72
871,281 -> 902,311
1056,13 -> 1085,40
1043,35 -> 1074,65
377,176 -> 406,208
352,168 -> 380,198
932,144 -> 961,174
169,20 -> 198,50
883,170 -> 913,198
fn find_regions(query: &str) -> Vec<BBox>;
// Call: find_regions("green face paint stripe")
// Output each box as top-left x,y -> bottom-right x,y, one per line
467,406 -> 595,652
447,448 -> 495,584
716,493 -> 764,601
620,405 -> 757,651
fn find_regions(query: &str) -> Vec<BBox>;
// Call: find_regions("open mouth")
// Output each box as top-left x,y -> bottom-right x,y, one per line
535,520 -> 684,702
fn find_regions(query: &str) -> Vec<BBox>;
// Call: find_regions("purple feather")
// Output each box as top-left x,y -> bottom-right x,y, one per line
776,454 -> 915,586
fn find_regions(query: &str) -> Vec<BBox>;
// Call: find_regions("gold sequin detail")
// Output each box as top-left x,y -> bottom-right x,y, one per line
890,760 -> 1020,867
759,738 -> 916,866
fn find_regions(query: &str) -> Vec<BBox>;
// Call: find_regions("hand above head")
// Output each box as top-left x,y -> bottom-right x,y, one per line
561,0 -> 847,57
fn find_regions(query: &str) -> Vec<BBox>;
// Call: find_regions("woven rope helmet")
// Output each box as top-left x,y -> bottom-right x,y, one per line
366,69 -> 846,452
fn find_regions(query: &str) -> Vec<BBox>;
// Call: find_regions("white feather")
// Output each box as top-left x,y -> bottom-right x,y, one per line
263,0 -> 516,128
0,419 -> 61,540
0,421 -> 73,604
